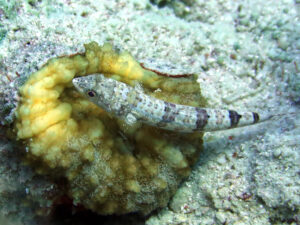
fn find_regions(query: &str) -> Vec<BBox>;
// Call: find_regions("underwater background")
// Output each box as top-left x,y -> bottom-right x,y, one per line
0,0 -> 299,224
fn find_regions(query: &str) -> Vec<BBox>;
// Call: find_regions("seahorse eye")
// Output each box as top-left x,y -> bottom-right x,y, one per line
88,90 -> 96,97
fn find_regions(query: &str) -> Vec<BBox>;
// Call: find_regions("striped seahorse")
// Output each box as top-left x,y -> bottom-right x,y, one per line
72,74 -> 272,132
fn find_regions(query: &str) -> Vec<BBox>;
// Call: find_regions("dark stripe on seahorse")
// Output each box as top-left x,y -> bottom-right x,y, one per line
252,112 -> 259,123
195,108 -> 209,130
229,110 -> 242,128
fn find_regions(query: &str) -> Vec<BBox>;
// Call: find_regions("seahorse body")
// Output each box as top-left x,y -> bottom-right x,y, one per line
72,74 -> 270,132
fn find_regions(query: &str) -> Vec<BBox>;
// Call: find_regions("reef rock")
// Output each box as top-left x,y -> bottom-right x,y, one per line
14,42 -> 205,215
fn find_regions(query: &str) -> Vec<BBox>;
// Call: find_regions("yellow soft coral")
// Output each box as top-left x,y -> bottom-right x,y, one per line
85,42 -> 160,86
14,42 -> 205,215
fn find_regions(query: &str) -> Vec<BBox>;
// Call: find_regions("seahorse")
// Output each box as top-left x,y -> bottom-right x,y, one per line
72,74 -> 272,132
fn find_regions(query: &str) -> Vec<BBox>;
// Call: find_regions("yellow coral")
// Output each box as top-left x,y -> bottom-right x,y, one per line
14,42 -> 205,215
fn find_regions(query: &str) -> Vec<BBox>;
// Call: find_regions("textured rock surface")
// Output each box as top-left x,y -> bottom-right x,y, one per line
0,0 -> 299,224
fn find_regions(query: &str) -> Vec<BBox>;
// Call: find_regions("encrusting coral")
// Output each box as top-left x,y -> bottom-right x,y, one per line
14,42 -> 206,215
